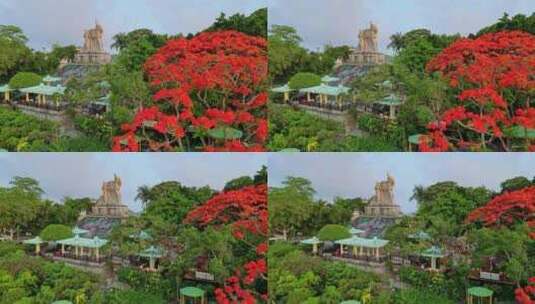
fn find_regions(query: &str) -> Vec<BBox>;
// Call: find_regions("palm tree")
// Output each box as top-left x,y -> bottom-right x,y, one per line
135,185 -> 152,209
388,32 -> 404,52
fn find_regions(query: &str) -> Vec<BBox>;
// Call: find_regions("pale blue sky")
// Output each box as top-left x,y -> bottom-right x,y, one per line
268,153 -> 535,213
269,0 -> 535,52
0,0 -> 267,51
0,153 -> 267,212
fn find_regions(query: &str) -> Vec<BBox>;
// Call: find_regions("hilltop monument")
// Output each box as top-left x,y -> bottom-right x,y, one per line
90,174 -> 129,218
364,174 -> 401,217
344,22 -> 386,66
72,21 -> 112,65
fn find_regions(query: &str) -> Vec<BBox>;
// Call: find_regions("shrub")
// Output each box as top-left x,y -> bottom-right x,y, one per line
288,72 -> 321,90
317,224 -> 350,241
8,72 -> 42,90
39,224 -> 72,241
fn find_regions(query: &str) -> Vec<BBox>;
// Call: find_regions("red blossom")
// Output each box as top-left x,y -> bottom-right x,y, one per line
113,31 -> 268,152
421,31 -> 535,151
185,184 -> 268,303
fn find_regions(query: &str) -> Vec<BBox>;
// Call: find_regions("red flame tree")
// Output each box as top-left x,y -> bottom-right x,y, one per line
467,186 -> 535,303
421,31 -> 535,152
184,184 -> 268,303
113,31 -> 268,152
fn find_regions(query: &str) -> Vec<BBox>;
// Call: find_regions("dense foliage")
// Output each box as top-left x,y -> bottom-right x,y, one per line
113,31 -> 268,152
421,31 -> 535,152
206,8 -> 267,38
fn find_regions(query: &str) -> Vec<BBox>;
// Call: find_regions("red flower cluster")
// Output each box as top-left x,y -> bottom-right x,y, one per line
421,31 -> 535,151
113,31 -> 268,152
184,184 -> 268,303
516,277 -> 535,304
467,186 -> 535,303
466,186 -> 535,239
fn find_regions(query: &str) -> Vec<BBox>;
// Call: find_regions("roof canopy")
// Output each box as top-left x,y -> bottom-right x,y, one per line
138,245 -> 164,258
408,134 -> 428,145
421,246 -> 444,258
335,236 -> 389,248
271,84 -> 293,93
0,85 -> 12,92
340,301 -> 362,304
408,231 -> 431,241
180,287 -> 205,298
23,236 -> 45,245
301,237 -> 322,245
506,126 -> 535,139
130,230 -> 153,241
350,227 -> 365,235
19,83 -> 66,96
321,75 -> 340,83
57,235 -> 108,248
300,84 -> 350,96
375,94 -> 402,106
52,301 -> 73,304
468,287 -> 493,298
72,227 -> 89,236
43,75 -> 62,83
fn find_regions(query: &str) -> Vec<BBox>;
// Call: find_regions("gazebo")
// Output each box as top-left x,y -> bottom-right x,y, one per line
408,231 -> 431,241
72,226 -> 89,236
349,227 -> 365,235
335,236 -> 389,260
43,75 -> 62,85
179,286 -> 206,304
23,236 -> 45,254
138,245 -> 164,271
19,83 -> 66,107
52,301 -> 73,304
340,301 -> 361,304
0,84 -> 12,102
57,235 -> 108,262
408,134 -> 430,152
466,286 -> 493,304
300,84 -> 351,109
301,236 -> 322,254
420,246 -> 445,270
271,84 -> 293,103
321,75 -> 340,83
375,94 -> 402,119
130,230 -> 153,241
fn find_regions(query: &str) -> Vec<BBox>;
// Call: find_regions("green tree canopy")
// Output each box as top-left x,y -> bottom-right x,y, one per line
8,72 -> 42,90
223,176 -> 254,192
39,224 -> 72,241
288,72 -> 321,90
476,12 -> 535,36
317,224 -> 350,241
206,8 -> 267,38
500,176 -> 534,193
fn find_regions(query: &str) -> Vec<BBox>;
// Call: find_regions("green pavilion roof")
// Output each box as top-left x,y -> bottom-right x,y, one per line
408,231 -> 431,241
0,85 -> 12,92
19,83 -> 66,96
468,287 -> 493,297
57,235 -> 108,248
130,230 -> 153,241
408,134 -> 428,145
52,301 -> 73,304
43,75 -> 62,83
72,227 -> 89,236
340,301 -> 362,304
421,246 -> 444,258
349,227 -> 365,235
321,75 -> 340,83
376,94 -> 402,106
271,84 -> 293,93
506,126 -> 535,139
23,236 -> 45,245
180,287 -> 205,298
138,245 -> 164,258
300,84 -> 350,96
301,237 -> 322,245
335,236 -> 389,248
